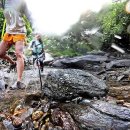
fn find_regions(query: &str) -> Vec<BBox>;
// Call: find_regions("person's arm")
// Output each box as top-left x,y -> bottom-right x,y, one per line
42,43 -> 45,53
39,39 -> 45,53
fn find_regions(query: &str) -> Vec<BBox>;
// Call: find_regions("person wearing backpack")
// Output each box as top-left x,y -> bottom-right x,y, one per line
29,34 -> 45,72
0,0 -> 33,89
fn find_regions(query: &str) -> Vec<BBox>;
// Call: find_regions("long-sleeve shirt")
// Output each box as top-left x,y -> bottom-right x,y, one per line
1,0 -> 32,34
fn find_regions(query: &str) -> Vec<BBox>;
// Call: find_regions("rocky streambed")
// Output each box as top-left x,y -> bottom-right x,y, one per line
0,52 -> 130,129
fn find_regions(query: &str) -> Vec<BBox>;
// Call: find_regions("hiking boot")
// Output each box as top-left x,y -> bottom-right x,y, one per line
10,81 -> 26,90
17,81 -> 26,89
7,62 -> 17,73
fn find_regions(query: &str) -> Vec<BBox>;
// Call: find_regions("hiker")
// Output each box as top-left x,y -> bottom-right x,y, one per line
0,0 -> 33,89
29,34 -> 45,72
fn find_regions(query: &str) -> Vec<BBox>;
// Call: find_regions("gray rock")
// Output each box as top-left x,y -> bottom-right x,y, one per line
0,79 -> 6,91
51,108 -> 79,130
106,59 -> 130,69
52,55 -> 108,71
61,101 -> 130,130
92,100 -> 130,121
43,69 -> 108,101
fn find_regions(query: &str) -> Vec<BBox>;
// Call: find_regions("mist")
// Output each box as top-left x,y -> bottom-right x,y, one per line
25,0 -> 111,35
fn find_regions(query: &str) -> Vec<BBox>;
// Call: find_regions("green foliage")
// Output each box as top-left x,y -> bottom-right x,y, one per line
102,3 -> 126,33
23,15 -> 33,43
24,49 -> 32,56
50,48 -> 80,57
43,10 -> 104,57
42,1 -> 130,56
99,1 -> 130,50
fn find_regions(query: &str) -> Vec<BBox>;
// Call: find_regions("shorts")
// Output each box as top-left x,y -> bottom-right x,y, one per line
3,33 -> 26,44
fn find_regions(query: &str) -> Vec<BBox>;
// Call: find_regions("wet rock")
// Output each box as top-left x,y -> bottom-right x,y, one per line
10,99 -> 25,114
3,119 -> 14,130
0,79 -> 6,91
25,78 -> 42,93
91,100 -> 130,120
109,85 -> 130,102
43,69 -> 108,101
79,99 -> 91,105
20,108 -> 33,120
13,107 -> 26,117
31,101 -> 39,108
12,117 -> 23,129
106,59 -> 130,69
123,102 -> 130,108
61,101 -> 130,130
32,111 -> 44,121
104,68 -> 130,87
0,114 -> 5,121
24,92 -> 41,105
52,58 -> 67,68
51,108 -> 79,130
52,55 -> 108,71
41,102 -> 51,113
71,97 -> 83,104
33,120 -> 39,129
116,100 -> 124,105
50,101 -> 59,109
43,60 -> 54,66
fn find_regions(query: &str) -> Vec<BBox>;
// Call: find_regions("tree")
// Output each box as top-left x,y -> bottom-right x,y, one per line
100,1 -> 130,52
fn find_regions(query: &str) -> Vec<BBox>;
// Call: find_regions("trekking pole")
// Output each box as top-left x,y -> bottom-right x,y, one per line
35,45 -> 43,91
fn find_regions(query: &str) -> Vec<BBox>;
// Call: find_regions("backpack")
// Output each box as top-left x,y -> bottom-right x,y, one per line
31,40 -> 44,55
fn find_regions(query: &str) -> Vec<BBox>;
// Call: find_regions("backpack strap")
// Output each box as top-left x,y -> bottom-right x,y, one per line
1,19 -> 6,39
23,15 -> 33,33
1,0 -> 6,40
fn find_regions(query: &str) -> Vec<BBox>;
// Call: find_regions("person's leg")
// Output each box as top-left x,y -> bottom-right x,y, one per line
33,57 -> 36,65
15,41 -> 24,81
39,60 -> 44,72
0,40 -> 15,64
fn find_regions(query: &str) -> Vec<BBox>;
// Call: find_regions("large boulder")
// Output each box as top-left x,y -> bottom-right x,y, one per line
43,69 -> 108,101
61,100 -> 130,130
51,55 -> 108,71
